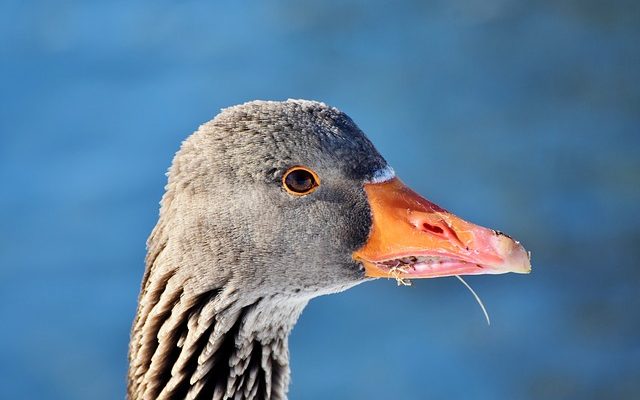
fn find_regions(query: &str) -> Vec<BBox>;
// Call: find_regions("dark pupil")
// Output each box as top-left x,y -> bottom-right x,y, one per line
286,170 -> 314,193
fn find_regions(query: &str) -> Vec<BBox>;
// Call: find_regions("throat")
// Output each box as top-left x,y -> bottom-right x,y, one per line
128,271 -> 306,400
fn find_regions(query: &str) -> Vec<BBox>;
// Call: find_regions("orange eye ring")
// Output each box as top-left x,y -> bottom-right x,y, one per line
282,166 -> 320,196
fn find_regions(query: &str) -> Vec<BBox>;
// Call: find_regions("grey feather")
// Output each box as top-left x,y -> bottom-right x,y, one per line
128,100 -> 389,400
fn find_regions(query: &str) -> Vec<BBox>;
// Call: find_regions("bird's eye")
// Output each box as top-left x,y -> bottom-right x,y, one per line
282,166 -> 320,196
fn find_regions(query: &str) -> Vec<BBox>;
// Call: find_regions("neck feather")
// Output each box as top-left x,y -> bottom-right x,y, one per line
128,237 -> 306,400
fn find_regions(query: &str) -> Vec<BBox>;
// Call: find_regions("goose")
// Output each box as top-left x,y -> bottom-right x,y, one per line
127,99 -> 531,400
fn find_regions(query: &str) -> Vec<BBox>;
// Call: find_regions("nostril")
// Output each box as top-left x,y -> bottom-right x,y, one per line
408,213 -> 450,237
408,214 -> 465,246
422,223 -> 444,235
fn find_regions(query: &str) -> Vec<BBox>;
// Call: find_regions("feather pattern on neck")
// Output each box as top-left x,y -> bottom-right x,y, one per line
128,224 -> 307,400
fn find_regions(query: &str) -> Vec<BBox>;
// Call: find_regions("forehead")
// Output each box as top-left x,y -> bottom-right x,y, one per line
207,101 -> 389,181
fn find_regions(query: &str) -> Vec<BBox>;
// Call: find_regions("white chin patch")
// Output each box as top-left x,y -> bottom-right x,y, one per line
368,166 -> 396,184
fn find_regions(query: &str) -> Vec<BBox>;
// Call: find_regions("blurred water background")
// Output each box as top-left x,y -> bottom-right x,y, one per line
1,0 -> 639,399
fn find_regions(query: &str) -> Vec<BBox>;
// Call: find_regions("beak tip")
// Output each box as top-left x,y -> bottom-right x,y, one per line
491,234 -> 531,275
504,242 -> 532,274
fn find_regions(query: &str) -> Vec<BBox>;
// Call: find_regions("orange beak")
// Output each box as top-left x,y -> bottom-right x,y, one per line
353,178 -> 531,280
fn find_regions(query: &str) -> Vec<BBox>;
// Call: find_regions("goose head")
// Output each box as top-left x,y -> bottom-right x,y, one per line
128,99 -> 530,400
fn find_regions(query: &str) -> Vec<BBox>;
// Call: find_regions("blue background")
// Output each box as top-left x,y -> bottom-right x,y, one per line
1,1 -> 639,399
